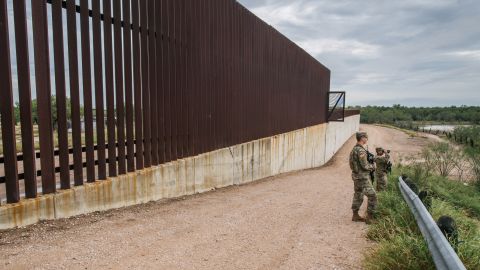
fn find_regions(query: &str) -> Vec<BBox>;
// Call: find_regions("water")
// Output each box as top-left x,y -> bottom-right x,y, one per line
421,125 -> 470,132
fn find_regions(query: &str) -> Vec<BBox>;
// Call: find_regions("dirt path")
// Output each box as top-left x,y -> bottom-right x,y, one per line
0,125 -> 434,270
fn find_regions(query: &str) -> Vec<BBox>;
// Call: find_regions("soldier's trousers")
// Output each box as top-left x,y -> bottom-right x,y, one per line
351,174 -> 377,214
375,172 -> 388,192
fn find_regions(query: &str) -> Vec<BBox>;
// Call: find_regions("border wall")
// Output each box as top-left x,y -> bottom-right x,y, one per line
0,115 -> 359,230
1,0 -> 331,204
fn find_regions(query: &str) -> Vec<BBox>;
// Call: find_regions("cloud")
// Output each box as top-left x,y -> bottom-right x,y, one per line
298,38 -> 380,58
348,73 -> 390,85
445,50 -> 480,60
251,1 -> 320,27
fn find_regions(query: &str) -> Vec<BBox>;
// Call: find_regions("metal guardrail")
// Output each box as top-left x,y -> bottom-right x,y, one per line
398,177 -> 466,270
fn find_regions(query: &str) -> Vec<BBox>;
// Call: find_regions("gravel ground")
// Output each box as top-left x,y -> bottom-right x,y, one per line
0,124 -> 434,270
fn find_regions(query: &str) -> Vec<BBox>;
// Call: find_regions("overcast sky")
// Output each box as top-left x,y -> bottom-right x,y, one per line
238,0 -> 480,107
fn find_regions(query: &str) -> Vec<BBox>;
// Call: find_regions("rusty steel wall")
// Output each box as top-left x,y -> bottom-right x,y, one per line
0,0 -> 331,204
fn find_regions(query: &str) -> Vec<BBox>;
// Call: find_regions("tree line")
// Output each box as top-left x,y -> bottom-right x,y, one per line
13,96 -> 90,127
351,105 -> 480,124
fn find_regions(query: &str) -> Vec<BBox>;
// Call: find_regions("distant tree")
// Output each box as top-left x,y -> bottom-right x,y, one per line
16,96 -> 76,129
357,106 -> 480,124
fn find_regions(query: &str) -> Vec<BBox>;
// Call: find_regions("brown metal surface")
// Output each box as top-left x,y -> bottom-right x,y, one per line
123,0 -> 135,173
163,0 -> 172,162
140,0 -> 151,167
81,0 -> 95,182
67,0 -> 84,186
169,0 -> 178,160
92,0 -> 107,180
51,0 -> 70,189
113,0 -> 126,175
0,0 -> 20,203
148,0 -> 158,165
131,0 -> 144,170
13,0 -> 36,197
104,0 -> 117,177
31,0 -> 56,193
156,0 -> 165,164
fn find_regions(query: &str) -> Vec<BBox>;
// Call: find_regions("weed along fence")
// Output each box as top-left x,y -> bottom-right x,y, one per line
0,0 -> 359,229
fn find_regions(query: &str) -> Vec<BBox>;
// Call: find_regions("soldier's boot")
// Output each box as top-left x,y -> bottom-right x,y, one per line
352,211 -> 365,222
365,212 -> 375,224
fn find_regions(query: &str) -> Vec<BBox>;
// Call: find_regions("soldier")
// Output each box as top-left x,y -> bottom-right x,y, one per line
374,147 -> 390,192
349,132 -> 377,224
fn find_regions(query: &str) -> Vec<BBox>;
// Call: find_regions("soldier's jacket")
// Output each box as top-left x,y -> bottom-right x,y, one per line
375,153 -> 390,174
349,144 -> 374,177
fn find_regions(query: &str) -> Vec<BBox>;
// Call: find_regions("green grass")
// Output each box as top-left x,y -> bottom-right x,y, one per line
364,171 -> 480,270
402,166 -> 480,218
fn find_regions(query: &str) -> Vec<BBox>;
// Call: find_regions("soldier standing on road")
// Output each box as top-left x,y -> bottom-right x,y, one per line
374,147 -> 390,192
349,132 -> 377,224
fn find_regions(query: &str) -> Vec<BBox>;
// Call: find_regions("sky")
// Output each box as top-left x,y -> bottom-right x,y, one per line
238,0 -> 480,107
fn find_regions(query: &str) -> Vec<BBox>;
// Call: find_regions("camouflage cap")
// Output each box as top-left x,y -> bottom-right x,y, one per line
376,147 -> 384,152
356,132 -> 368,141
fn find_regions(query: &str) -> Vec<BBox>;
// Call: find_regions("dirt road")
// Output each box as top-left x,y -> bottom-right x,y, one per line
0,125 -> 434,270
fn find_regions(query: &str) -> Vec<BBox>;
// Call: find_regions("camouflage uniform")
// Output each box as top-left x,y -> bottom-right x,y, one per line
374,149 -> 390,191
349,144 -> 377,214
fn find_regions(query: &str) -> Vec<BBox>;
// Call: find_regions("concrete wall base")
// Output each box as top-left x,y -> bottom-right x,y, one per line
0,115 -> 359,230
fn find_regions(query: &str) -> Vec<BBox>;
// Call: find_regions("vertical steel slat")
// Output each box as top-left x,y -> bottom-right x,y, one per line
104,0 -> 117,177
162,0 -> 172,162
174,0 -> 182,159
92,0 -> 106,180
188,0 -> 197,156
131,0 -> 144,170
169,0 -> 178,160
197,0 -> 204,154
160,0 -> 170,162
0,0 -> 20,203
205,0 -> 212,151
199,0 -> 206,154
212,0 -> 219,149
178,0 -> 185,157
156,0 -> 165,164
196,0 -> 202,154
179,0 -> 188,157
123,0 -> 135,172
233,2 -> 239,146
181,0 -> 188,157
148,0 -> 158,165
209,0 -> 215,150
31,0 -> 56,193
13,0 -> 37,197
185,0 -> 194,156
80,0 -> 95,182
66,0 -> 83,186
51,0 -> 70,188
217,0 -> 223,148
113,0 -> 126,174
223,0 -> 228,146
140,0 -> 151,167
242,5 -> 245,141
